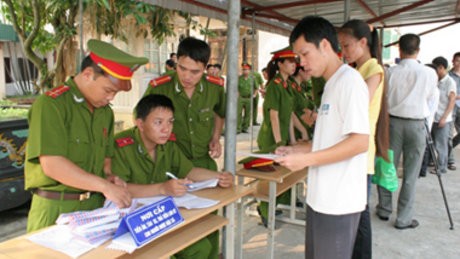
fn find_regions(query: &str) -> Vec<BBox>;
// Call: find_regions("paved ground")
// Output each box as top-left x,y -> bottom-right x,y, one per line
231,126 -> 460,259
1,123 -> 459,258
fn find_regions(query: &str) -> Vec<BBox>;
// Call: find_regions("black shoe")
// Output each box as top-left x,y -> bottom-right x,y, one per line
253,122 -> 260,126
395,219 -> 419,230
448,164 -> 456,170
419,171 -> 426,178
296,199 -> 304,208
377,214 -> 389,221
256,206 -> 268,228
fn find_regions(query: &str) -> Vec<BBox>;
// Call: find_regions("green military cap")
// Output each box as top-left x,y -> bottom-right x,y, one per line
87,39 -> 149,91
270,46 -> 296,60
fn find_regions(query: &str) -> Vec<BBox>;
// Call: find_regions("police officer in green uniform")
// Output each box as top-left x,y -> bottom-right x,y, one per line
256,46 -> 302,226
257,47 -> 298,152
237,63 -> 255,133
112,94 -> 233,259
292,65 -> 312,139
143,37 -> 226,171
142,37 -> 225,259
252,71 -> 264,125
25,40 -> 148,232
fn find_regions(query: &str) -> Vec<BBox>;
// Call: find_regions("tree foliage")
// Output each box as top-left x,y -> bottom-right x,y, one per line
1,0 -> 213,92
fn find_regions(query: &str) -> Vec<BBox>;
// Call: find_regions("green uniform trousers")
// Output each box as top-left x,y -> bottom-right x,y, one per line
174,237 -> 212,259
27,192 -> 105,233
189,154 -> 219,259
237,97 -> 251,132
258,192 -> 291,222
253,94 -> 259,124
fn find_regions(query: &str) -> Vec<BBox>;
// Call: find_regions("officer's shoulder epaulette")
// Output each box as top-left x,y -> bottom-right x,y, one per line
115,137 -> 135,147
206,75 -> 225,87
168,133 -> 176,142
149,75 -> 172,88
45,85 -> 70,99
273,78 -> 282,85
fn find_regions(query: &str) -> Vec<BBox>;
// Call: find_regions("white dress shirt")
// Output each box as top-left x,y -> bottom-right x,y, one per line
387,59 -> 438,119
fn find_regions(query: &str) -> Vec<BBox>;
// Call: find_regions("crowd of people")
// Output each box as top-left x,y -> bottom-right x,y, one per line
23,14 -> 460,259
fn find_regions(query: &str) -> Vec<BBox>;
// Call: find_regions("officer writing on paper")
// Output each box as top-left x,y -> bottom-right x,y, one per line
111,94 -> 233,258
25,40 -> 148,232
111,94 -> 233,198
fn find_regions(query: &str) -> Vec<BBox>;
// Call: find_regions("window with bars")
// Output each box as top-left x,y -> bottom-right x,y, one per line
143,40 -> 171,75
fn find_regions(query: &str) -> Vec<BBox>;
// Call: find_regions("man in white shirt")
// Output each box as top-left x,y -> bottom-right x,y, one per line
431,56 -> 457,174
377,34 -> 438,229
275,16 -> 369,259
448,52 -> 460,166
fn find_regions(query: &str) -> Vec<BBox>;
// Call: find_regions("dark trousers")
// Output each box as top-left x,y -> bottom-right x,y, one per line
306,205 -> 361,259
352,175 -> 372,259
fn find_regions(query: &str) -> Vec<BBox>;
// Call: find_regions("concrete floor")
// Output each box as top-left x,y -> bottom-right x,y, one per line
230,126 -> 460,259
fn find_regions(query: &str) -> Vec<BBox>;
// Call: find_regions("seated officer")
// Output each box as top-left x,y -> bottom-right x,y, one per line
111,94 -> 233,258
25,39 -> 148,232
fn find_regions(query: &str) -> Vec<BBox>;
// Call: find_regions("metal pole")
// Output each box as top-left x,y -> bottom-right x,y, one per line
344,0 -> 351,22
249,12 -> 256,152
224,0 -> 240,258
78,0 -> 83,73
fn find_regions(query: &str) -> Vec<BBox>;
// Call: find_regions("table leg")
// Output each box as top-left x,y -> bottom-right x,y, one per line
225,203 -> 235,259
236,177 -> 244,259
267,181 -> 276,259
290,184 -> 296,220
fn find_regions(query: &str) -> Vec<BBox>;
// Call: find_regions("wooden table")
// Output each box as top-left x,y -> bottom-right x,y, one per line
237,166 -> 308,259
0,185 -> 253,259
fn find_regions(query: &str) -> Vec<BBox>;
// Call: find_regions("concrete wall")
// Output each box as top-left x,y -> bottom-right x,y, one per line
257,30 -> 289,72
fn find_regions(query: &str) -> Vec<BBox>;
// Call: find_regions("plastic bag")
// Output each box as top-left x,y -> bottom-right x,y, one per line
372,149 -> 398,192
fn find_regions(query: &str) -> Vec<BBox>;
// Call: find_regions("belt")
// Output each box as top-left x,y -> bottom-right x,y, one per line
34,189 -> 93,201
389,115 -> 424,121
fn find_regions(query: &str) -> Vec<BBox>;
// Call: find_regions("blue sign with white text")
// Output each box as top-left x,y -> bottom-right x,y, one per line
114,196 -> 184,247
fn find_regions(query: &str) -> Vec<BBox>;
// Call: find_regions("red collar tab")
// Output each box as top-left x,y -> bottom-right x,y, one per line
115,137 -> 135,147
45,85 -> 70,99
168,133 -> 176,141
149,75 -> 172,88
206,75 -> 225,87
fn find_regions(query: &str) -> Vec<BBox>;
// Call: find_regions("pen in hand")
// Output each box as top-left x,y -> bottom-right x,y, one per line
166,172 -> 192,187
166,172 -> 178,180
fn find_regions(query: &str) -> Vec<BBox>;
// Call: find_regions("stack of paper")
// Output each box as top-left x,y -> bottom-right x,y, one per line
28,200 -> 138,257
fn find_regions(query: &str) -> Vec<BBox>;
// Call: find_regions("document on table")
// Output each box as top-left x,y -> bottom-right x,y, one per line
187,178 -> 218,192
107,232 -> 138,254
237,151 -> 281,160
135,193 -> 219,209
27,225 -> 98,258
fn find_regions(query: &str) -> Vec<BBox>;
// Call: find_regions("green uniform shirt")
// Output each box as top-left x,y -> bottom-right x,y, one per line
112,127 -> 193,184
143,74 -> 226,161
238,75 -> 254,98
257,73 -> 295,152
291,78 -> 308,118
254,72 -> 264,87
25,78 -> 114,192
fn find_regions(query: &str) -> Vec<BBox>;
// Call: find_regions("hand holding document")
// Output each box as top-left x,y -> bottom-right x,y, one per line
166,172 -> 219,192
